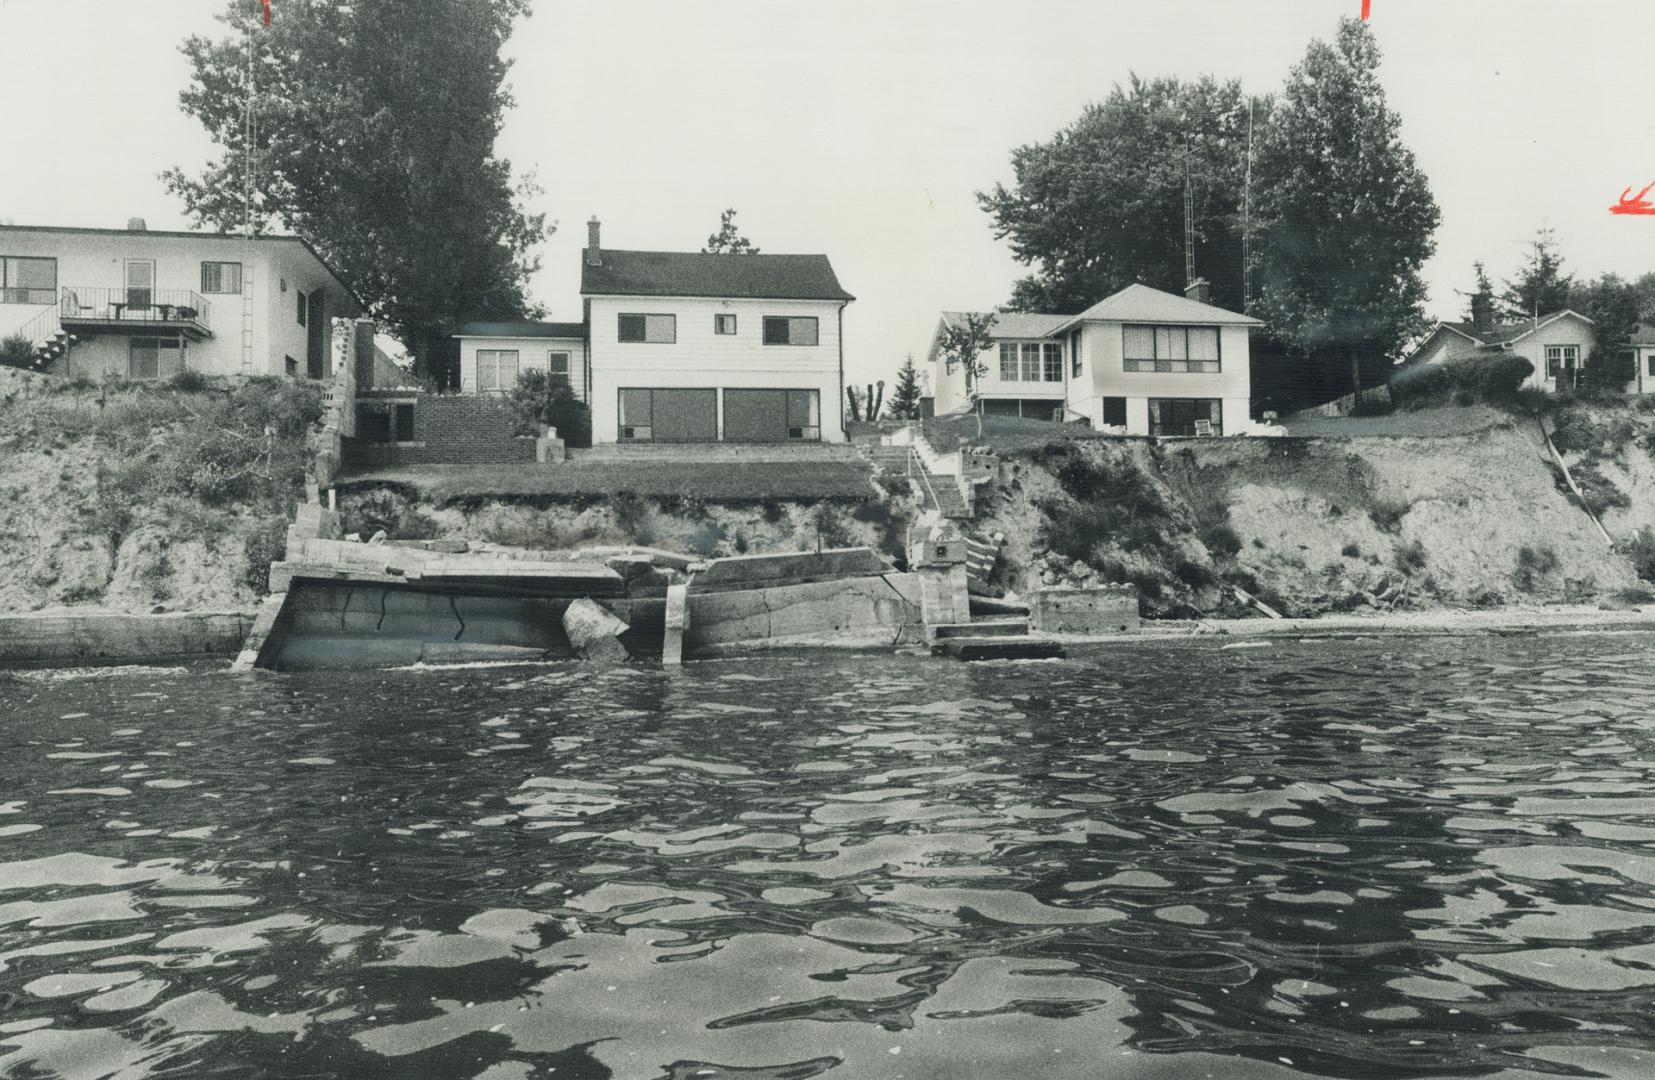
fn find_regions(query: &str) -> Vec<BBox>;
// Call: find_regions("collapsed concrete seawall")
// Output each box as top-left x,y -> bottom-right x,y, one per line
0,611 -> 256,666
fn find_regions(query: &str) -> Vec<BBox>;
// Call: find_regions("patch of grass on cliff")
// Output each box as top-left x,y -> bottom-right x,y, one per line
1624,528 -> 1655,583
1568,462 -> 1630,517
1514,544 -> 1561,592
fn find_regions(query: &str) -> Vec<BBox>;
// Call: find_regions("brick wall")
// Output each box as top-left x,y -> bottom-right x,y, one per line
342,392 -> 537,467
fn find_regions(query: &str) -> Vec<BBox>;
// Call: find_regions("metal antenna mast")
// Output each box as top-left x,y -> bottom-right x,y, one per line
1183,156 -> 1195,288
1243,102 -> 1254,311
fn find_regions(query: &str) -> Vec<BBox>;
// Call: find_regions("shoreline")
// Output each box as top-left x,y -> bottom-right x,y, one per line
3,602 -> 1652,671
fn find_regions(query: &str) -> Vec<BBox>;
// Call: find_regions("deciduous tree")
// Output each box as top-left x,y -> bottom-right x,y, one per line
164,0 -> 549,385
703,209 -> 760,255
978,75 -> 1265,314
938,314 -> 997,437
1252,17 -> 1440,395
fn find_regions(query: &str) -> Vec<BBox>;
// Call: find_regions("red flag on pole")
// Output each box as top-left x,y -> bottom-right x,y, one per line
262,0 -> 272,27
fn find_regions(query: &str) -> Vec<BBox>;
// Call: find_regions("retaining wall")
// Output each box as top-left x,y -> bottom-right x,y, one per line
342,393 -> 537,468
0,611 -> 256,665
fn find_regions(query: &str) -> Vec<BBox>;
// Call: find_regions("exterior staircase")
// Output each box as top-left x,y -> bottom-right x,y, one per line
12,304 -> 73,372
928,616 -> 1064,660
862,443 -> 971,518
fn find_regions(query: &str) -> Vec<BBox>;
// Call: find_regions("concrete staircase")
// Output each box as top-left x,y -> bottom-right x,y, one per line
928,616 -> 1064,660
862,443 -> 970,518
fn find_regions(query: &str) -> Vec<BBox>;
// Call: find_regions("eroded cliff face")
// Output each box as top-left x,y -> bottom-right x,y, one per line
973,413 -> 1651,618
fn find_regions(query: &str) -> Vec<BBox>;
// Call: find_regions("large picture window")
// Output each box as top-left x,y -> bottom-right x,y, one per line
476,349 -> 520,392
762,316 -> 819,346
1148,398 -> 1223,437
0,256 -> 56,304
1123,325 -> 1221,373
200,261 -> 242,295
618,313 -> 676,343
997,342 -> 1063,382
128,337 -> 180,380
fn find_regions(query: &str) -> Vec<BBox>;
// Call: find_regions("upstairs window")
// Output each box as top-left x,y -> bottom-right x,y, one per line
548,351 -> 570,377
200,261 -> 242,295
1123,325 -> 1221,373
763,316 -> 818,346
0,256 -> 56,304
714,313 -> 738,335
618,313 -> 676,343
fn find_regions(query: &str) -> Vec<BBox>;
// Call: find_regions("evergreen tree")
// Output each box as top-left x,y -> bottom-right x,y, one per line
703,209 -> 760,255
1464,262 -> 1496,329
887,354 -> 923,419
1571,274 -> 1639,392
978,75 -> 1265,314
1252,17 -> 1440,395
1500,229 -> 1575,321
164,0 -> 549,384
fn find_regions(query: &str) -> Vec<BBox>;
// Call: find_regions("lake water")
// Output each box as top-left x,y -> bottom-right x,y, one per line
4,635 -> 1655,1079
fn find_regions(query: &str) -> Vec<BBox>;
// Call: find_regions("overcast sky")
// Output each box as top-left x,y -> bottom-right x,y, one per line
4,1 -> 1653,387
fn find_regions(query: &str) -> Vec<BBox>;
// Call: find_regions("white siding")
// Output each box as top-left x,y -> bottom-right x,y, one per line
1506,316 -> 1594,392
0,228 -> 356,379
587,295 -> 847,443
1070,321 -> 1253,436
457,336 -> 587,397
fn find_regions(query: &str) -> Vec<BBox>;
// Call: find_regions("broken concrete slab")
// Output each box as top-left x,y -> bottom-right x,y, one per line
1,611 -> 256,666
663,584 -> 688,666
692,547 -> 891,592
563,598 -> 630,661
685,573 -> 920,650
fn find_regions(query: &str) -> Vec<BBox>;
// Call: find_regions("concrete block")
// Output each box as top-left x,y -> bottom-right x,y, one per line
1031,585 -> 1141,634
563,597 -> 629,661
663,584 -> 688,665
917,564 -> 971,627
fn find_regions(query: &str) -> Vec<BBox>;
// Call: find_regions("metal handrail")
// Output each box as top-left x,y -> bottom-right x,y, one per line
12,303 -> 61,352
59,286 -> 211,329
909,446 -> 944,512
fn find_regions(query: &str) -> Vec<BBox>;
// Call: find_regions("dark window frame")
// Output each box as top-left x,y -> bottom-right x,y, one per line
762,315 -> 819,346
1102,396 -> 1127,428
1545,344 -> 1580,378
548,351 -> 571,377
1147,397 -> 1223,437
1071,330 -> 1082,377
129,336 -> 180,380
1121,324 -> 1223,374
714,313 -> 738,336
200,261 -> 242,295
0,255 -> 57,304
618,313 -> 677,344
296,288 -> 308,327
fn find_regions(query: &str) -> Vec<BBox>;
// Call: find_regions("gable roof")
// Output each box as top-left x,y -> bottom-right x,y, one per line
455,320 -> 584,339
1405,310 -> 1594,363
0,222 -> 362,308
1048,283 -> 1262,336
937,311 -> 1071,340
581,250 -> 854,302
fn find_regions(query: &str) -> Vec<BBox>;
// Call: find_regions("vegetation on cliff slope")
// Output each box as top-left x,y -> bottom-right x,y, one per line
0,369 -> 319,612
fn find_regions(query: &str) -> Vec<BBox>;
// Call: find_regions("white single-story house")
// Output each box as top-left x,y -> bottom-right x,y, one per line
1626,323 -> 1655,396
1399,310 -> 1596,392
454,218 -> 854,444
0,220 -> 358,380
455,320 -> 586,397
926,281 -> 1262,437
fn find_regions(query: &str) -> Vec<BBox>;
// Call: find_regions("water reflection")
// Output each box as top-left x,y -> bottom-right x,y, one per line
3,637 -> 1655,1078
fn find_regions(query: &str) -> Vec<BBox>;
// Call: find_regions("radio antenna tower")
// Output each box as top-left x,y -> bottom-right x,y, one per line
1243,101 -> 1254,311
1183,156 -> 1195,288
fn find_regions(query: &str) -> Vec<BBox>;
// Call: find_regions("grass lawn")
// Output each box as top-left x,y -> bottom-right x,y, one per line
922,415 -> 1116,454
338,460 -> 879,502
1280,404 -> 1517,439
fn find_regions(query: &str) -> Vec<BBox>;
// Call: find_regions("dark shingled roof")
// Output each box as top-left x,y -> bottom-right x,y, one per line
581,250 -> 854,302
455,321 -> 585,339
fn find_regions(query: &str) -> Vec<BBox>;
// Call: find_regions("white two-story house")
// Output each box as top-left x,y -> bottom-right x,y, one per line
0,220 -> 358,380
927,281 -> 1261,436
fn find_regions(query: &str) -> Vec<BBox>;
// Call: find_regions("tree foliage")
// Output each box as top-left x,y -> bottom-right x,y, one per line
1571,274 -> 1639,391
886,354 -> 923,419
979,75 -> 1264,314
1501,228 -> 1575,321
938,314 -> 997,434
1252,17 -> 1440,390
164,0 -> 549,384
702,209 -> 760,255
1463,262 -> 1495,328
508,369 -> 591,447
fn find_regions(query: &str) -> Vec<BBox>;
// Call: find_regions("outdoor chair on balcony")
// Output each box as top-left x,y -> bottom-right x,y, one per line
60,290 -> 94,317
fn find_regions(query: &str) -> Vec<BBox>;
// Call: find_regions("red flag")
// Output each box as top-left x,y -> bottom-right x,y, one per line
262,0 -> 271,27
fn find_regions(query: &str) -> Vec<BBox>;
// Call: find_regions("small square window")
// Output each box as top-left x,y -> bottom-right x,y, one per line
200,261 -> 242,294
284,355 -> 298,377
714,313 -> 737,335
549,351 -> 570,376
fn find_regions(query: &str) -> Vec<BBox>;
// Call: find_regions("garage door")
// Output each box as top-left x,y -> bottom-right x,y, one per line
617,388 -> 718,443
723,389 -> 821,442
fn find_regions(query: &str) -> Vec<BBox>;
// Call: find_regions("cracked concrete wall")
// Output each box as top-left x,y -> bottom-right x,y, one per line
685,573 -> 921,649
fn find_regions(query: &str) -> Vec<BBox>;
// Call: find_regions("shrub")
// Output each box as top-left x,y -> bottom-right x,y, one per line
1569,462 -> 1630,517
166,369 -> 212,393
1199,521 -> 1242,558
1390,353 -> 1534,409
1034,442 -> 1165,517
241,516 -> 287,594
508,370 -> 593,447
1514,544 -> 1560,592
1368,496 -> 1412,533
1395,539 -> 1427,573
810,503 -> 855,550
1615,584 -> 1655,606
611,492 -> 653,541
0,333 -> 37,371
348,491 -> 441,541
1174,559 -> 1215,588
1341,542 -> 1362,558
1624,528 -> 1655,583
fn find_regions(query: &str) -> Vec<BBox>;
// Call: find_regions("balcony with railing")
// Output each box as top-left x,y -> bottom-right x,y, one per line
59,287 -> 212,339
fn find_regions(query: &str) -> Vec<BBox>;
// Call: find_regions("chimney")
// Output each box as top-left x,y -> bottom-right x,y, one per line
586,216 -> 601,267
126,217 -> 147,232
1184,277 -> 1211,304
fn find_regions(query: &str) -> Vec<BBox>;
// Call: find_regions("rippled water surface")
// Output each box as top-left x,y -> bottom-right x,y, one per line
5,635 -> 1655,1079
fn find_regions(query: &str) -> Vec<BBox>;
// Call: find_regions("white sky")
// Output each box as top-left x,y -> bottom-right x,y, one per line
3,1 -> 1654,388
